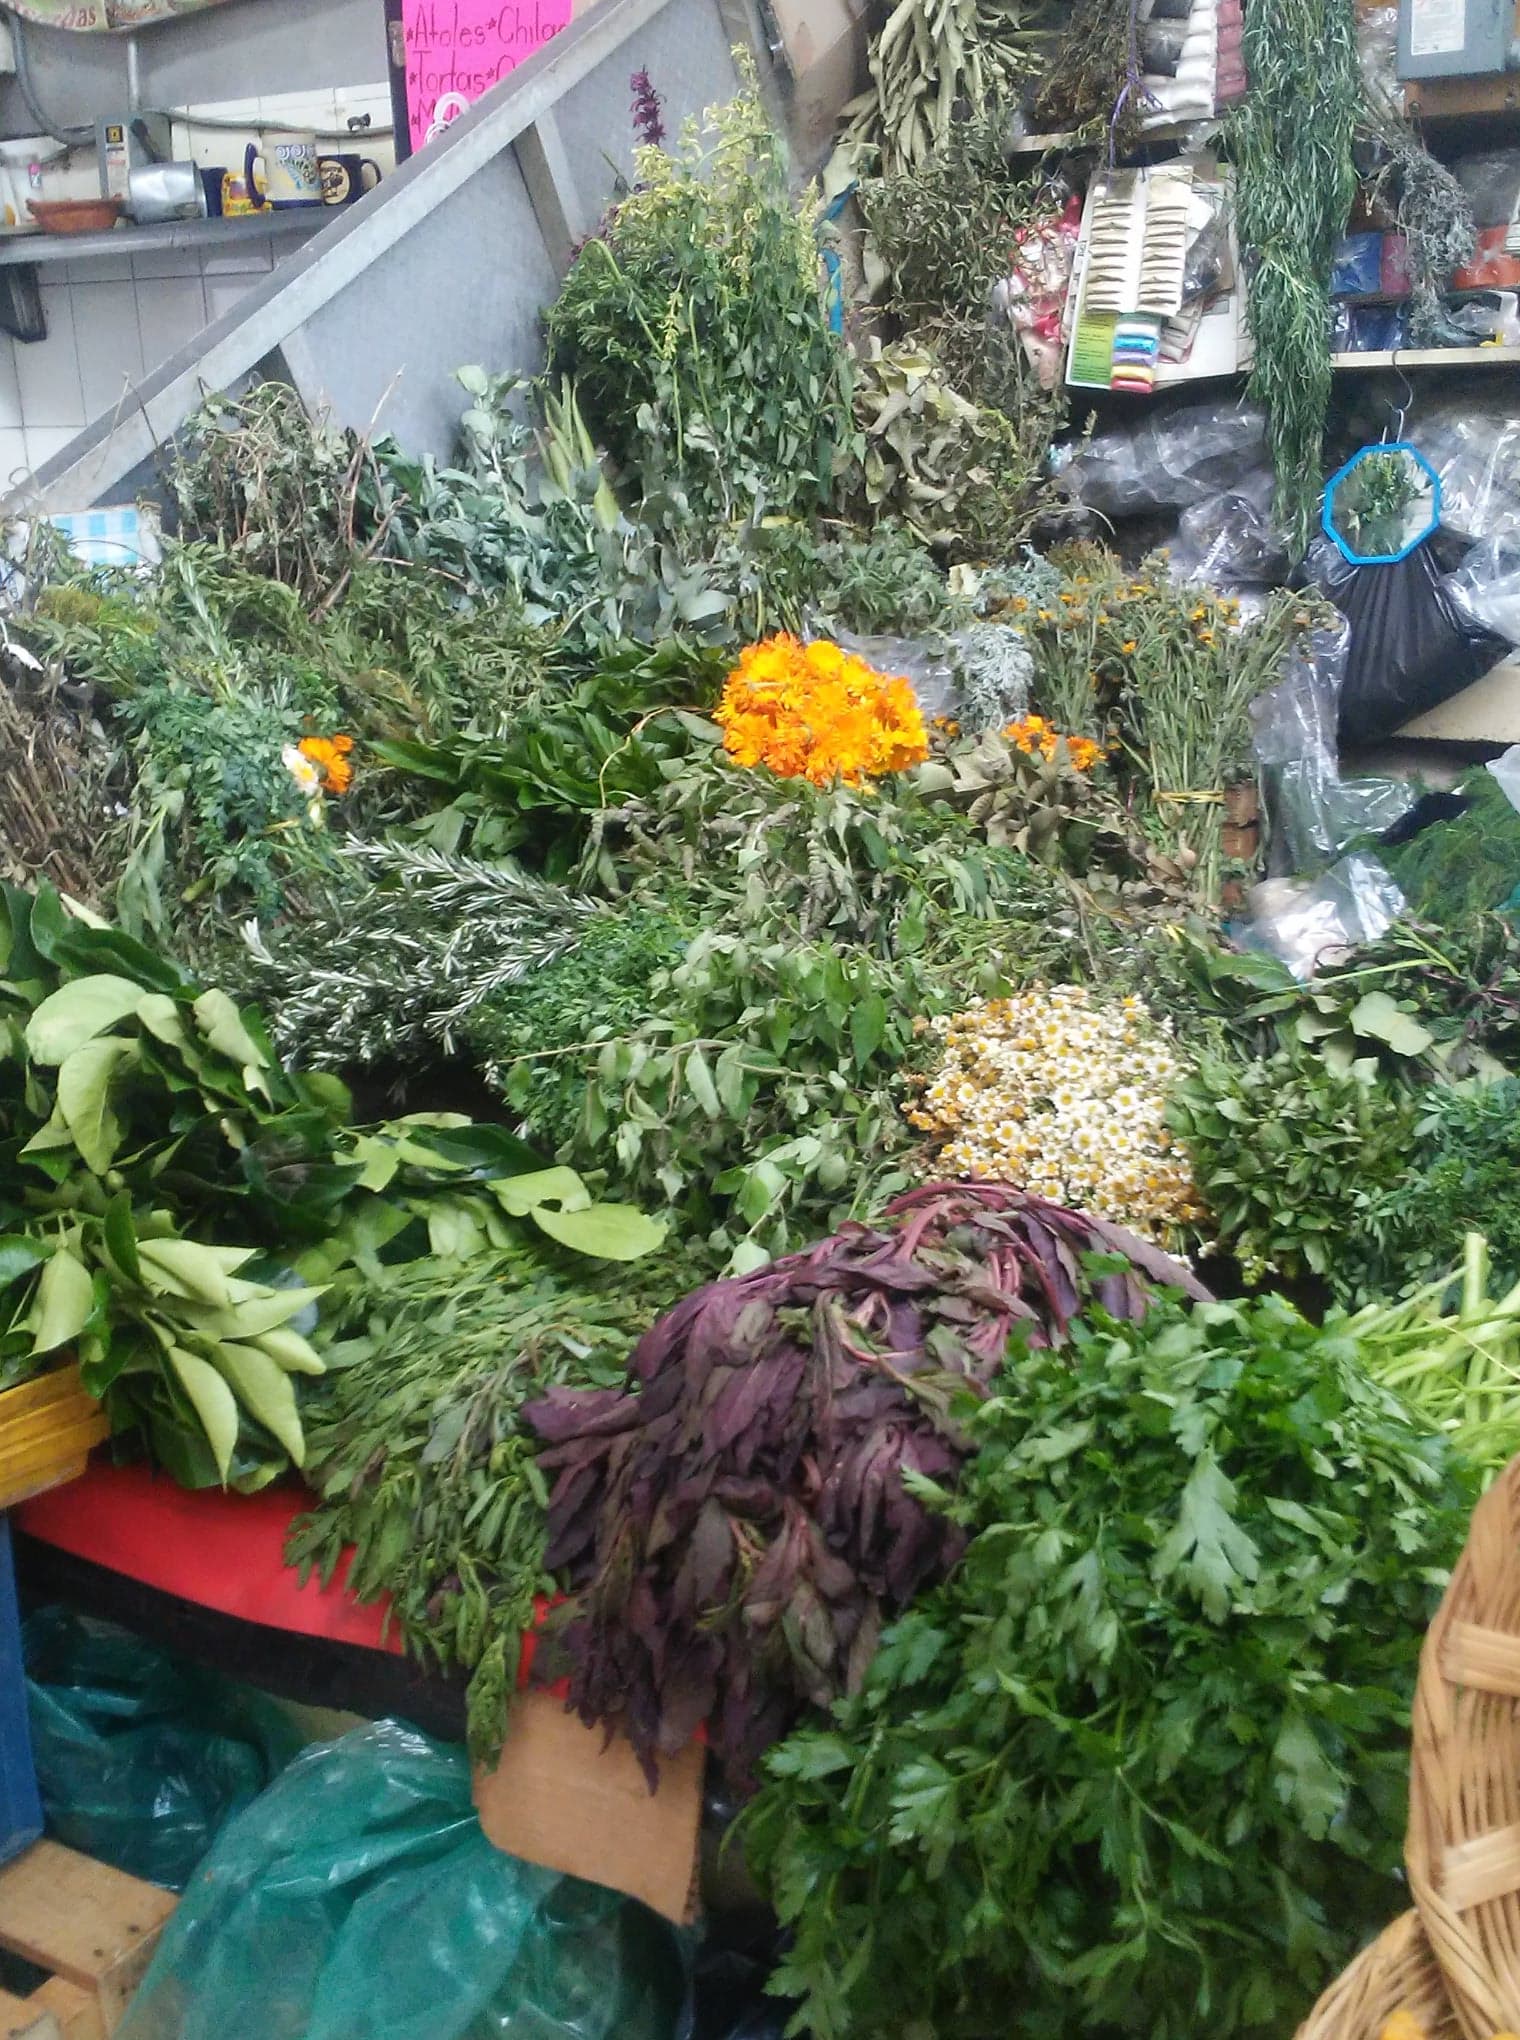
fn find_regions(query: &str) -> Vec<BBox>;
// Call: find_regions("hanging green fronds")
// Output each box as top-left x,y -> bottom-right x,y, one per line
1232,0 -> 1361,557
843,0 -> 1050,173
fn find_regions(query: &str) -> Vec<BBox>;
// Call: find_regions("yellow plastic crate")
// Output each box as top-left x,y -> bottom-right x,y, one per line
0,1369 -> 108,1513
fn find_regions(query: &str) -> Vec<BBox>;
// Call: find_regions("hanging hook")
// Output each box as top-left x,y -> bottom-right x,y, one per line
1387,363 -> 1414,444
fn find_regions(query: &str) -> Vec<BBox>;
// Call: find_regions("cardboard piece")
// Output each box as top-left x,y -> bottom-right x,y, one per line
767,0 -> 870,171
473,1689 -> 703,1924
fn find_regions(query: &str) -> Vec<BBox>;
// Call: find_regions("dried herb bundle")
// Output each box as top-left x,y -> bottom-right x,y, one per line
1031,0 -> 1137,144
0,645 -> 118,908
527,1182 -> 1203,1787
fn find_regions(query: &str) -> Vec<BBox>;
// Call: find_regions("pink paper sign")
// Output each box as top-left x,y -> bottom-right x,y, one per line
401,0 -> 574,152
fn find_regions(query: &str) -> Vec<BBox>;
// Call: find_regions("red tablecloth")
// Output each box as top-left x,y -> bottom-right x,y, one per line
14,1459 -> 400,1652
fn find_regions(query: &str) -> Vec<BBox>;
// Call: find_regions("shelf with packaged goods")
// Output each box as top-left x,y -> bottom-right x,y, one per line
0,209 -> 330,270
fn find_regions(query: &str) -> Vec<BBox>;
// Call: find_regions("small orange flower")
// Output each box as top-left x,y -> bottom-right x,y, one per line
1121,639 -> 1138,655
298,733 -> 355,796
1004,716 -> 1102,771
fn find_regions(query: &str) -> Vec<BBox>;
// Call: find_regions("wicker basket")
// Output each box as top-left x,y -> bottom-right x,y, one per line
1407,1452 -> 1520,2038
1295,1913 -> 1460,2040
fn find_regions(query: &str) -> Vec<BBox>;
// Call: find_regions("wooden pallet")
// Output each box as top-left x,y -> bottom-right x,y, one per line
0,1842 -> 176,2040
0,1370 -> 108,1512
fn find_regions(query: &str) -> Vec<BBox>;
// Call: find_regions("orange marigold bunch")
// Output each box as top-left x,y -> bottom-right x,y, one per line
716,634 -> 928,788
1005,714 -> 1104,772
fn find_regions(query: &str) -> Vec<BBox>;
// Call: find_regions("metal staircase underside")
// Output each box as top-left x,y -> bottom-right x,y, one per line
11,0 -> 775,513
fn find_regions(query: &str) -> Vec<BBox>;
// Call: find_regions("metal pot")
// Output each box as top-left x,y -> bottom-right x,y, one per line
126,160 -> 207,226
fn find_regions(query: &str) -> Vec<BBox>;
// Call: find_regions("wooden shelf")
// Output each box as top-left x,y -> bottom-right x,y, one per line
1331,345 -> 1520,370
0,208 -> 328,270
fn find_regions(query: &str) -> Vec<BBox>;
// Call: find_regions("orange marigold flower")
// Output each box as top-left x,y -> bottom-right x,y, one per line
715,634 -> 928,788
298,734 -> 356,796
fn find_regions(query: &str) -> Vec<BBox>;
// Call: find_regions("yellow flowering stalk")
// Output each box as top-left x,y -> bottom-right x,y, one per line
905,984 -> 1204,1244
716,634 -> 929,788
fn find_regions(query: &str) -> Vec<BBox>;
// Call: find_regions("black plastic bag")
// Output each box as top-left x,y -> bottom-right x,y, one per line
1306,533 -> 1507,743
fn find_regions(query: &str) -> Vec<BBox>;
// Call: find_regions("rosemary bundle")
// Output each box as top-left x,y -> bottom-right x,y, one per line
1232,0 -> 1361,556
287,1252 -> 675,1761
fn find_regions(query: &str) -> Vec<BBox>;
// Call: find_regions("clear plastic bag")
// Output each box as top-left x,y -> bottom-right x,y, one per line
1490,741 -> 1520,816
1062,399 -> 1270,519
1169,470 -> 1291,591
1357,4 -> 1399,98
1248,615 -> 1417,875
821,623 -> 1033,731
116,1722 -> 685,2040
819,625 -> 963,722
1453,149 -> 1520,230
1445,533 -> 1520,644
24,1608 -> 298,1893
1409,387 -> 1520,543
1239,854 -> 1407,979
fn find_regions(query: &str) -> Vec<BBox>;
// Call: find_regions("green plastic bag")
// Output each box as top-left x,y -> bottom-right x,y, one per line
116,1721 -> 686,2040
24,1608 -> 298,1891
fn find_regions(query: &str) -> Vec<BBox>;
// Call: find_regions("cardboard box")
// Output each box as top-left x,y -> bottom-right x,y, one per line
1402,0 -> 1520,113
767,0 -> 870,171
473,1689 -> 704,1925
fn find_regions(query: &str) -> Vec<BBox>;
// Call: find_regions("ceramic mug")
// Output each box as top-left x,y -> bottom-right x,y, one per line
318,153 -> 382,207
244,135 -> 322,210
202,166 -> 260,218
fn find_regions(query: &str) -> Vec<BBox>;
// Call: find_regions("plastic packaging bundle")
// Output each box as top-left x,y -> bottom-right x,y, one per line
1410,389 -> 1520,542
1169,470 -> 1291,590
1445,533 -> 1520,644
24,1608 -> 298,1892
1239,855 -> 1407,979
116,1723 -> 685,2040
1248,614 -> 1417,875
1356,4 -> 1399,98
1061,399 -> 1270,519
1453,149 -> 1520,230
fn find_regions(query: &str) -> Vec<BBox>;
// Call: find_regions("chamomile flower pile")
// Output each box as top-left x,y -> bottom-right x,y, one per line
905,983 -> 1203,1243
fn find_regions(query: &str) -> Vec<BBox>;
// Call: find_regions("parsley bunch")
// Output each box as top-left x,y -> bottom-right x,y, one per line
746,1293 -> 1475,2039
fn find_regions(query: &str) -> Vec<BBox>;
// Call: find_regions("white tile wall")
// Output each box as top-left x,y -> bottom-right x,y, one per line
0,81 -> 394,484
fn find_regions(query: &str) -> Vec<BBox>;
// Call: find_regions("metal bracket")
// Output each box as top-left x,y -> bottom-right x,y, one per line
514,110 -> 586,275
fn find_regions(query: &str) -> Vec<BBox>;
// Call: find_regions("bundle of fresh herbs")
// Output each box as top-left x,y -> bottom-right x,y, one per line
745,1290 -> 1476,2040
1384,769 -> 1520,922
527,1182 -> 1202,1787
1231,0 -> 1361,554
545,75 -> 853,528
0,882 -> 349,1485
288,1246 -> 683,1761
844,0 -> 1050,172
